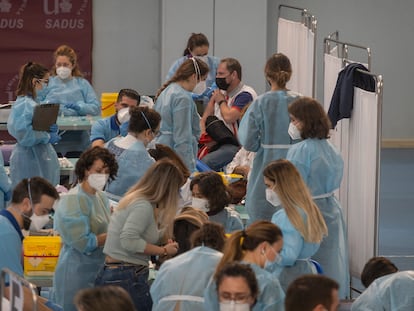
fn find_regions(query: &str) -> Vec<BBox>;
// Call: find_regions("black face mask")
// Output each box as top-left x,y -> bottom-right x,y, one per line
22,213 -> 32,231
215,77 -> 230,91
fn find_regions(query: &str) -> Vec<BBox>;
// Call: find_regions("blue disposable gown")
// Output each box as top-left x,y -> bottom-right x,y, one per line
37,76 -> 100,154
286,138 -> 350,299
7,96 -> 59,188
151,246 -> 222,311
0,152 -> 11,210
154,83 -> 201,172
51,185 -> 111,311
0,211 -> 24,277
204,262 -> 285,311
238,90 -> 299,222
105,137 -> 155,196
351,271 -> 414,311
270,209 -> 320,291
166,55 -> 220,89
209,207 -> 244,233
90,115 -> 120,144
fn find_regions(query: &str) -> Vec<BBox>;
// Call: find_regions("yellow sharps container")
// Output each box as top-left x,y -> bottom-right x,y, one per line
100,93 -> 118,117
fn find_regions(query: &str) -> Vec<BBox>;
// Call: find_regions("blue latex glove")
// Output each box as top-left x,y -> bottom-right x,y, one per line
191,83 -> 218,101
4,190 -> 11,202
64,103 -> 81,112
49,132 -> 61,145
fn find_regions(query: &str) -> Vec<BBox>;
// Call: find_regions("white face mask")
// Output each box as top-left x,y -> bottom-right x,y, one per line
88,173 -> 109,191
29,213 -> 50,231
265,188 -> 281,207
117,107 -> 130,124
264,246 -> 282,272
288,122 -> 301,140
56,66 -> 72,80
193,80 -> 207,95
191,197 -> 210,212
195,55 -> 209,65
219,301 -> 250,311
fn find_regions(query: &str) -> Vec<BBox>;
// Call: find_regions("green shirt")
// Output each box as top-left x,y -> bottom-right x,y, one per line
103,198 -> 162,266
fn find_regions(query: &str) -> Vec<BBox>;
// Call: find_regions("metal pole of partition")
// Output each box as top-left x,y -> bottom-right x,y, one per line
374,74 -> 383,256
312,15 -> 317,98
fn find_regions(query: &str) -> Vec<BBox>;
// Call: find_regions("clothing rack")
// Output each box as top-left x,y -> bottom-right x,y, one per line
324,37 -> 371,70
323,35 -> 383,296
277,4 -> 317,97
278,4 -> 317,31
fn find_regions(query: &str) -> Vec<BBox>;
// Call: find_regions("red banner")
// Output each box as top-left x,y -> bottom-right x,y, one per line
0,0 -> 93,103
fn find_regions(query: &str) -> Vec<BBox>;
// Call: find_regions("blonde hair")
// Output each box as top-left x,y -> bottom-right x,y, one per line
117,159 -> 185,238
263,159 -> 327,243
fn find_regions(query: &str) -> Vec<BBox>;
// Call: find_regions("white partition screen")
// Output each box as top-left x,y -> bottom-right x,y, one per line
323,53 -> 349,220
347,87 -> 379,277
278,17 -> 314,97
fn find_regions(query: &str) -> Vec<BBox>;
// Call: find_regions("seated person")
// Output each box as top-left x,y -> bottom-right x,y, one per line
190,171 -> 243,233
74,286 -> 135,311
105,106 -> 159,197
225,146 -> 255,179
173,206 -> 209,255
37,45 -> 100,156
90,88 -> 140,147
151,222 -> 226,310
351,257 -> 414,311
200,58 -> 257,171
0,177 -> 60,311
285,275 -> 340,311
216,262 -> 259,311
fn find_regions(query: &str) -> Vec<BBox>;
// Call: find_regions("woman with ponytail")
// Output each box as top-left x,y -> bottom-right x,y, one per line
7,62 -> 59,188
239,53 -> 300,223
204,220 -> 285,311
154,58 -> 209,172
263,159 -> 328,291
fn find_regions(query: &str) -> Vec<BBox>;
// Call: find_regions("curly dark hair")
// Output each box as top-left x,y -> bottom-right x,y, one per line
190,172 -> 231,215
75,146 -> 118,182
288,97 -> 331,139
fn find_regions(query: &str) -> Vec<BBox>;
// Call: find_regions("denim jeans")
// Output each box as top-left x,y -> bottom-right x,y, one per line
202,144 -> 240,171
95,264 -> 152,311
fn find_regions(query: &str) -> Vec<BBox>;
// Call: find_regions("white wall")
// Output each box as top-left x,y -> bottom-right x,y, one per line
161,0 -> 268,95
92,0 -> 161,97
92,0 -> 414,140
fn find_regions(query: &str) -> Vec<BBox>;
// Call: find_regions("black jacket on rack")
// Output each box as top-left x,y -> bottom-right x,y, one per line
328,63 -> 376,128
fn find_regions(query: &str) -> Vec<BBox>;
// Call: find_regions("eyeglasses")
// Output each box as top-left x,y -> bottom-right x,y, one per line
219,293 -> 251,304
37,78 -> 49,85
152,130 -> 161,138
